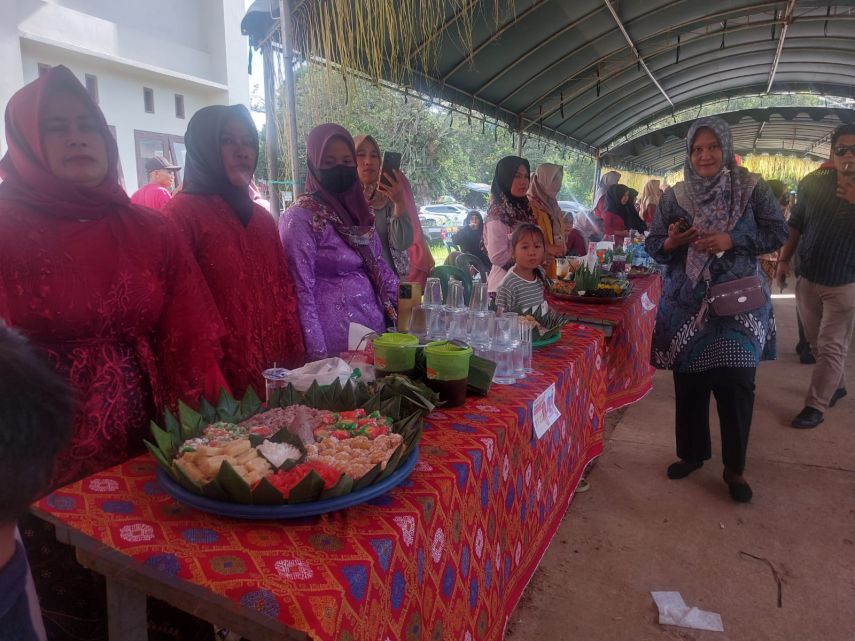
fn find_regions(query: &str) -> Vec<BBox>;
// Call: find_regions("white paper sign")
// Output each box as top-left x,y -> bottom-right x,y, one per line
641,292 -> 656,313
532,383 -> 562,439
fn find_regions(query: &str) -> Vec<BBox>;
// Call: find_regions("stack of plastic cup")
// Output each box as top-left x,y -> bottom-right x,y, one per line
469,310 -> 493,359
423,277 -> 446,340
519,324 -> 533,374
491,312 -> 518,385
446,280 -> 469,342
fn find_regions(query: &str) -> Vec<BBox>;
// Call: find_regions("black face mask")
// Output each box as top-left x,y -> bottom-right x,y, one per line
317,164 -> 358,194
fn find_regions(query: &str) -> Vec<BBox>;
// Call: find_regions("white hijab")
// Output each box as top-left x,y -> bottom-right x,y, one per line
594,170 -> 621,207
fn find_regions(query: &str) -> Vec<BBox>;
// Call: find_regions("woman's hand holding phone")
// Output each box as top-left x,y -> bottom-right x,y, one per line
663,219 -> 699,252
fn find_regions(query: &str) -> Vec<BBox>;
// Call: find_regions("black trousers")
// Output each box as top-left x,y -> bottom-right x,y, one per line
673,367 -> 757,473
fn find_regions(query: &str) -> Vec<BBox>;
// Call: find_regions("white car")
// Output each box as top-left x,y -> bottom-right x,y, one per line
418,213 -> 456,244
418,203 -> 470,227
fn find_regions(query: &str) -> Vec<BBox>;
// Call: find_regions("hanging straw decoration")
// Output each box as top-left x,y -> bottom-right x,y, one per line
291,0 -> 510,89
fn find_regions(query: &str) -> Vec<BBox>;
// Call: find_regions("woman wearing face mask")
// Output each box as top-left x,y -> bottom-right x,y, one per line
0,66 -> 228,641
279,124 -> 399,359
163,105 -> 305,396
483,156 -> 535,293
353,135 -> 415,279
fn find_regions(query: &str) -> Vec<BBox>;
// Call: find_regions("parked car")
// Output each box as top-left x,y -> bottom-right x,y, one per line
419,203 -> 469,227
418,213 -> 456,244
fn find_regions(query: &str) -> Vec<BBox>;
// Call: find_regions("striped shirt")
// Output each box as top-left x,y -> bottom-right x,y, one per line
496,267 -> 547,314
790,168 -> 855,287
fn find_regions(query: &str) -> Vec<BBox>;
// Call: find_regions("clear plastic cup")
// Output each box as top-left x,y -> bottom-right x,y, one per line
447,308 -> 469,341
423,277 -> 443,308
469,282 -> 489,312
427,307 -> 449,341
521,324 -> 533,373
262,367 -> 289,403
447,280 -> 466,309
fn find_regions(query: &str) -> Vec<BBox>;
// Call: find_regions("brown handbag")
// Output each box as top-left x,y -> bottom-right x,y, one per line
706,275 -> 766,316
693,260 -> 767,330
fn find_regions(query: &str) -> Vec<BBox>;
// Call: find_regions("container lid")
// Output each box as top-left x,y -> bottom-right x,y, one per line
424,341 -> 472,381
262,367 -> 289,381
373,332 -> 420,347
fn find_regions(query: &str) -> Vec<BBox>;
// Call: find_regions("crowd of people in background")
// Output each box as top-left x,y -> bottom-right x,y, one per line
1,64 -> 855,639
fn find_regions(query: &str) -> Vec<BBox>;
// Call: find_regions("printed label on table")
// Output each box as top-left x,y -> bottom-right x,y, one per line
641,292 -> 656,312
532,383 -> 562,439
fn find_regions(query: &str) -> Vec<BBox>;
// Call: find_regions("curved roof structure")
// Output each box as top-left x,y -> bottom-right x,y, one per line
268,0 -> 855,152
600,106 -> 855,172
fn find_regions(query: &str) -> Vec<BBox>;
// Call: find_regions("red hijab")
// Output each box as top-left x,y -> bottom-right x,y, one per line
0,65 -> 130,220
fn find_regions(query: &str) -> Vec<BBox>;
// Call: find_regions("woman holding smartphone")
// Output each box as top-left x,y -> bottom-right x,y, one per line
354,135 -> 417,279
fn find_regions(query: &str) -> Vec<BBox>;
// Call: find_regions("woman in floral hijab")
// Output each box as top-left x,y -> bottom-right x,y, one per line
483,155 -> 534,292
645,116 -> 788,504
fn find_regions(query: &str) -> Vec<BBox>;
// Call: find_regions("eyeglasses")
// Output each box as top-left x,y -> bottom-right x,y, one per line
833,145 -> 855,157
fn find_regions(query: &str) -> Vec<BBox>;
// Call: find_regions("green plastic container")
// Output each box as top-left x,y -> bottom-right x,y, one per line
424,342 -> 472,381
373,333 -> 419,374
424,341 -> 472,407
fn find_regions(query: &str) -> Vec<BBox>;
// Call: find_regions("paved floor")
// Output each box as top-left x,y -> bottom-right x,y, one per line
506,293 -> 855,641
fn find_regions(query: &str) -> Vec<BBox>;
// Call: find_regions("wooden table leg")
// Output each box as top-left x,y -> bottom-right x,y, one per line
105,576 -> 147,641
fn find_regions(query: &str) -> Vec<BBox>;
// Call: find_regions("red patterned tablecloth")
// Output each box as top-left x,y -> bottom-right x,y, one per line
552,274 -> 662,411
34,326 -> 606,641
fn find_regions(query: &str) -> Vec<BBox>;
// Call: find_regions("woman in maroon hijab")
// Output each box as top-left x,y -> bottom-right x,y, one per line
0,66 -> 227,487
162,105 -> 305,395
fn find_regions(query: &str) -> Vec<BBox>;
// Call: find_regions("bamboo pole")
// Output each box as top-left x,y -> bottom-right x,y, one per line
261,42 -> 281,218
279,0 -> 302,199
592,148 -> 602,204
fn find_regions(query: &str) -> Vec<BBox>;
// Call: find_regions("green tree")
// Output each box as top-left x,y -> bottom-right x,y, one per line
260,66 -> 598,206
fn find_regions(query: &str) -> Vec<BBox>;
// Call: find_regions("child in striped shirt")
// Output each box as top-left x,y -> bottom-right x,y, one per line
496,223 -> 550,314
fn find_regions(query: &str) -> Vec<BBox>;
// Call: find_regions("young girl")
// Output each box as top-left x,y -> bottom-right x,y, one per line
496,223 -> 550,314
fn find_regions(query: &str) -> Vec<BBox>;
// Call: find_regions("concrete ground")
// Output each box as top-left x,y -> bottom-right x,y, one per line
506,293 -> 855,641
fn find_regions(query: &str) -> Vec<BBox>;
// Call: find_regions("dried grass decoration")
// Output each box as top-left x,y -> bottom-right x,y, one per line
146,376 -> 438,506
291,0 -> 510,86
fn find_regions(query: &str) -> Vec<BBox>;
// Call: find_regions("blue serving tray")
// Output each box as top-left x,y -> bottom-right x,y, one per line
156,448 -> 419,520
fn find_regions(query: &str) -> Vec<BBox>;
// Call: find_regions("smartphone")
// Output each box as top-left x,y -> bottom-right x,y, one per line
380,151 -> 402,187
673,217 -> 691,233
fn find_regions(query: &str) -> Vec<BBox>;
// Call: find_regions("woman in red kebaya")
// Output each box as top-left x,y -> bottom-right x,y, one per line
0,65 -> 228,641
0,66 -> 227,488
163,105 -> 305,396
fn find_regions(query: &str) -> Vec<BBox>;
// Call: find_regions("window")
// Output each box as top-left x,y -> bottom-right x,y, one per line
174,93 -> 185,119
143,87 -> 154,113
85,74 -> 99,104
37,63 -> 51,77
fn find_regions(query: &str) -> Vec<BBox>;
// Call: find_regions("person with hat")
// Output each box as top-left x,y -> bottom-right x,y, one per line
130,155 -> 180,211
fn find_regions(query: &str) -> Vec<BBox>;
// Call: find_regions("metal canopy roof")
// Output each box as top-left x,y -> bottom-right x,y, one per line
277,0 -> 855,152
600,106 -> 855,172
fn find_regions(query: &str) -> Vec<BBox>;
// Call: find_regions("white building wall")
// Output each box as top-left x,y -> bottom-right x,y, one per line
0,0 -> 251,192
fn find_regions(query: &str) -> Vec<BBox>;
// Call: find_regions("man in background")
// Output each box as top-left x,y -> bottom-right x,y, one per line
777,124 -> 855,428
0,324 -> 72,639
130,155 -> 180,211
